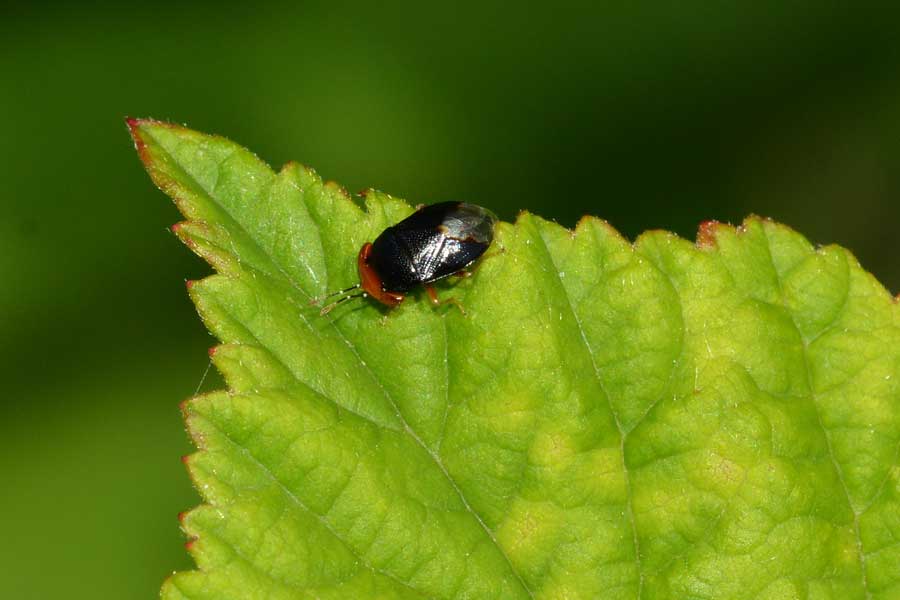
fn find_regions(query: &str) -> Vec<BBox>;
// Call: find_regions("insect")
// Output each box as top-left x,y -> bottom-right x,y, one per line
316,201 -> 497,315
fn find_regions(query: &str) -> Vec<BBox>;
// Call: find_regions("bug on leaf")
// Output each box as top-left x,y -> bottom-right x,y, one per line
316,201 -> 497,315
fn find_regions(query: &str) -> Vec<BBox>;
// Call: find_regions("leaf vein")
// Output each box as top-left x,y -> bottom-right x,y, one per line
159,142 -> 531,596
759,228 -> 871,600
206,417 -> 431,598
533,223 -> 644,599
305,199 -> 535,598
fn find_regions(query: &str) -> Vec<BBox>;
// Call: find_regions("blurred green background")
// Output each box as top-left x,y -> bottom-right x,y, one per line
2,1 -> 899,598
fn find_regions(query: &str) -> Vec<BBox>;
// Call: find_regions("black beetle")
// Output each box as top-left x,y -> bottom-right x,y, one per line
317,201 -> 497,314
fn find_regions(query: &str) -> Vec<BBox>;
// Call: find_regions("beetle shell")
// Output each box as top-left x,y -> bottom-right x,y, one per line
366,201 -> 496,294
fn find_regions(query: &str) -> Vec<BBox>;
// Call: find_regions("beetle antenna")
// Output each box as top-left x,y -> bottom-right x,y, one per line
309,283 -> 360,306
320,292 -> 366,316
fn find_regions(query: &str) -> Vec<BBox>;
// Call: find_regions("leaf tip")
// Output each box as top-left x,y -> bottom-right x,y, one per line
185,279 -> 196,290
574,214 -> 594,229
125,116 -> 181,151
512,209 -> 536,229
574,214 -> 624,241
279,160 -> 311,176
172,222 -> 203,255
324,179 -> 351,199
126,117 -> 151,163
126,116 -> 179,130
696,220 -> 722,248
126,117 -> 186,173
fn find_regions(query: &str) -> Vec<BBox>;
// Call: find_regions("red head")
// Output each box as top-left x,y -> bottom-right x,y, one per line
357,243 -> 405,308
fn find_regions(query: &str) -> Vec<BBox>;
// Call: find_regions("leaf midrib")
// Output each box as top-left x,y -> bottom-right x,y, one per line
145,126 -> 535,599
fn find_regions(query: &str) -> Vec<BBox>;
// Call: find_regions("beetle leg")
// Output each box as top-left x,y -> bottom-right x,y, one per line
453,269 -> 473,279
425,285 -> 441,305
425,285 -> 466,315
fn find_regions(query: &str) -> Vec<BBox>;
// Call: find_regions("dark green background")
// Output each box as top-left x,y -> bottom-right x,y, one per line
2,2 -> 899,598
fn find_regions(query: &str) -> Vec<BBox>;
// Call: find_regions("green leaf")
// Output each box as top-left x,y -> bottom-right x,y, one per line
130,119 -> 900,600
